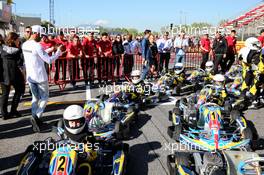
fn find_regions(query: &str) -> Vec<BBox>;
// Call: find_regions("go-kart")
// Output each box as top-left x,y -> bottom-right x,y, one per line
167,150 -> 264,175
105,81 -> 170,110
168,101 -> 253,151
156,68 -> 205,96
195,83 -> 248,112
85,99 -> 137,140
17,136 -> 129,175
56,99 -> 136,141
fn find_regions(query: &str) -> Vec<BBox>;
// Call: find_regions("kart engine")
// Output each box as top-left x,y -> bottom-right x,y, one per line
201,152 -> 225,175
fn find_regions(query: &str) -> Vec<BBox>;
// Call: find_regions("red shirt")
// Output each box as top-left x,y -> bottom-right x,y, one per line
200,38 -> 211,53
67,42 -> 82,57
54,38 -> 68,56
258,36 -> 264,47
98,40 -> 112,56
226,36 -> 237,54
40,40 -> 56,56
82,37 -> 98,56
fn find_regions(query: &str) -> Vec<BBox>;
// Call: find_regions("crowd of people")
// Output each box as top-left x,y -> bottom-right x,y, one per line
1,23 -> 263,133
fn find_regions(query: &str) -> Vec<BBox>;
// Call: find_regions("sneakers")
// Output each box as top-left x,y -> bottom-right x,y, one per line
30,116 -> 41,133
9,110 -> 22,118
2,114 -> 12,120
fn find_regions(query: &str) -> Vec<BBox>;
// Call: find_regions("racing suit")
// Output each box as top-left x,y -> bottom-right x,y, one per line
249,55 -> 264,99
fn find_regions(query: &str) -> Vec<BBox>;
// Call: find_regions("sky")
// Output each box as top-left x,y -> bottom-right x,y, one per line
13,0 -> 262,31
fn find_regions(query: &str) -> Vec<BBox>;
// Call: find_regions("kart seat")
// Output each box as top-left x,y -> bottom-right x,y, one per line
97,102 -> 114,124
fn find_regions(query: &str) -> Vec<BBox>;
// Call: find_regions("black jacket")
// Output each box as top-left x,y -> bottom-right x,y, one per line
212,37 -> 228,54
112,41 -> 124,55
0,45 -> 24,85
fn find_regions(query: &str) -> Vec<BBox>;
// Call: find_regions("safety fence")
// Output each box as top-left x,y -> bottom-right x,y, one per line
47,50 -> 203,90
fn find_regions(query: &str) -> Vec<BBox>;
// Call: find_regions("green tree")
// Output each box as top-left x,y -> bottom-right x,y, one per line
41,20 -> 55,32
218,19 -> 229,26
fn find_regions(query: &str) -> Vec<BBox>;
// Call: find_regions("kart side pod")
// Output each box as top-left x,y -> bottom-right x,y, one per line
17,147 -> 41,175
112,143 -> 129,175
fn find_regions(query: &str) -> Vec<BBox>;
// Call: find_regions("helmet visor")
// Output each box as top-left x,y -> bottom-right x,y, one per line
64,117 -> 85,130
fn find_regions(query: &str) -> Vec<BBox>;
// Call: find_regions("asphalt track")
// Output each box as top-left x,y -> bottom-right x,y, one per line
1,83 -> 264,175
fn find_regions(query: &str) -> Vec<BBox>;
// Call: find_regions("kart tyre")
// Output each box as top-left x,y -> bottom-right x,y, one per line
175,86 -> 181,95
167,154 -> 177,175
167,124 -> 182,141
175,100 -> 180,108
167,152 -> 191,175
169,111 -> 173,121
173,107 -> 182,116
242,127 -> 253,150
242,127 -> 253,140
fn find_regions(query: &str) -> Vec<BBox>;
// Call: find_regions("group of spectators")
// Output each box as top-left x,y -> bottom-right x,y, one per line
200,30 -> 237,74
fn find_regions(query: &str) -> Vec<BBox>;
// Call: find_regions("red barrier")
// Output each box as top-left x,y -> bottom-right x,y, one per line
48,50 -> 203,90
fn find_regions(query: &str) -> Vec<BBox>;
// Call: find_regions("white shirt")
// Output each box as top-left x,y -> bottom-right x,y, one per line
131,40 -> 142,54
156,38 -> 173,53
123,40 -> 133,55
174,37 -> 189,55
22,40 -> 61,83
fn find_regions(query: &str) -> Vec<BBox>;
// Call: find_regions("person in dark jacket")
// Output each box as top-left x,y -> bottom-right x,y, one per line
0,32 -> 25,120
149,34 -> 158,77
211,32 -> 228,74
141,29 -> 151,80
112,34 -> 124,79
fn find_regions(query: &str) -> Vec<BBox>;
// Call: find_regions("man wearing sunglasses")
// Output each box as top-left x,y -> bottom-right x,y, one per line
21,26 -> 32,44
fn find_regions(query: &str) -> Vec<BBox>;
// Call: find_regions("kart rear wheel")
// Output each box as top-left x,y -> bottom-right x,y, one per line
241,127 -> 253,150
242,127 -> 253,140
168,124 -> 182,141
173,107 -> 181,116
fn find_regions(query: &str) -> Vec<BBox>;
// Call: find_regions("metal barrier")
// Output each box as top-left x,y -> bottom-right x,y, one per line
47,50 -> 203,90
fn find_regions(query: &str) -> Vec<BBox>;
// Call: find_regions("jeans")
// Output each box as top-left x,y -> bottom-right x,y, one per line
175,54 -> 185,65
28,81 -> 49,118
159,52 -> 170,72
141,61 -> 150,80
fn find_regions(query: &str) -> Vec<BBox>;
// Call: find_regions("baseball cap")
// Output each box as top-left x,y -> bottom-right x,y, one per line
31,25 -> 45,35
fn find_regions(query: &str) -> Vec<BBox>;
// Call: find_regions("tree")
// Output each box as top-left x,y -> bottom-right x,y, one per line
218,19 -> 229,26
191,22 -> 212,28
41,20 -> 55,32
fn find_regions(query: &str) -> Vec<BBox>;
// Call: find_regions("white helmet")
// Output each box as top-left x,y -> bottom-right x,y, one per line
238,47 -> 251,63
213,74 -> 225,86
63,105 -> 86,135
131,70 -> 141,84
245,37 -> 261,51
174,63 -> 184,75
205,61 -> 214,73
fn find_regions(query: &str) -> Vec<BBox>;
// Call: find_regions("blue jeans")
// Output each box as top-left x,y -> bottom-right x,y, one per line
141,62 -> 150,80
175,54 -> 185,65
28,81 -> 49,118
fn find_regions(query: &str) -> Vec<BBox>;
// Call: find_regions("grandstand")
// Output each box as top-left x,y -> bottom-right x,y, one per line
222,1 -> 264,39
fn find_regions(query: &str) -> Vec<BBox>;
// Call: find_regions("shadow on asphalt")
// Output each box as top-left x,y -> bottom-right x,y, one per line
0,152 -> 23,172
0,105 -> 68,139
126,141 -> 162,175
124,113 -> 152,140
253,138 -> 264,151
